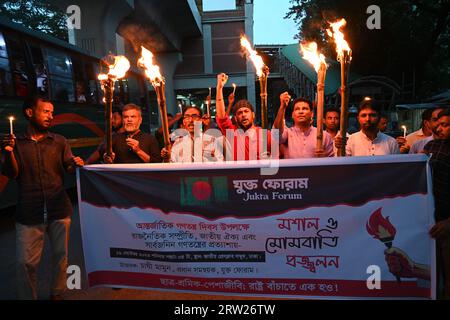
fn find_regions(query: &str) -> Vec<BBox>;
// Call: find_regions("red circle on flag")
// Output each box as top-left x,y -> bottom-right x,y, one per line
192,181 -> 212,201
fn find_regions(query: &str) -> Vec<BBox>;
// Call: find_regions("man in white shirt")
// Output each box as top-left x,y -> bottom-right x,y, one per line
346,100 -> 399,156
161,106 -> 228,163
398,108 -> 433,153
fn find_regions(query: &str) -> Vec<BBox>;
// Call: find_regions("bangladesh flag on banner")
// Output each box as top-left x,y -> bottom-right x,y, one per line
180,176 -> 228,206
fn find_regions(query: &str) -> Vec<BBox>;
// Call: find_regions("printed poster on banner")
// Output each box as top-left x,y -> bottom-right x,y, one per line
77,155 -> 436,299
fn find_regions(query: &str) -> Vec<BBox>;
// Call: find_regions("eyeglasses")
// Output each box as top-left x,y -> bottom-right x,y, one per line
183,114 -> 201,120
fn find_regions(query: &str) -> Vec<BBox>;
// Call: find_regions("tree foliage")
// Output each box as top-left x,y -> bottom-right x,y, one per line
285,0 -> 450,99
0,0 -> 68,41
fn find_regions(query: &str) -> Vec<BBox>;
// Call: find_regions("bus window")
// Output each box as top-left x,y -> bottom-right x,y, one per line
29,45 -> 48,97
45,48 -> 75,102
52,79 -> 75,102
85,62 -> 99,104
0,32 -> 14,96
6,37 -> 29,97
72,57 -> 87,103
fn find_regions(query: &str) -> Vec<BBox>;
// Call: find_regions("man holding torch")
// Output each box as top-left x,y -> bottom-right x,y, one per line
215,73 -> 272,161
161,106 -> 229,163
273,93 -> 334,158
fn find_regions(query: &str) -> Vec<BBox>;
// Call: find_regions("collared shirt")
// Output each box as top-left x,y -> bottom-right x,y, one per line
4,130 -> 74,225
346,130 -> 400,156
409,136 -> 434,154
170,133 -> 228,163
111,131 -> 161,163
424,139 -> 450,221
280,126 -> 334,159
216,116 -> 271,161
406,128 -> 429,148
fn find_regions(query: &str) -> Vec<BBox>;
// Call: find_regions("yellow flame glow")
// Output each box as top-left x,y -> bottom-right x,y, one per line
138,46 -> 163,84
98,55 -> 130,80
327,18 -> 352,58
108,56 -> 130,79
300,42 -> 327,73
240,36 -> 264,77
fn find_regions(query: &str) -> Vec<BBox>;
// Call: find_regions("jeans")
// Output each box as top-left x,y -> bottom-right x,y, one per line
15,218 -> 71,300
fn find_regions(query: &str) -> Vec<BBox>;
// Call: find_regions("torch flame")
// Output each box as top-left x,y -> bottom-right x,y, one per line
138,46 -> 163,85
327,18 -> 352,58
97,55 -> 130,80
108,56 -> 130,79
98,74 -> 108,81
300,42 -> 327,73
240,35 -> 265,77
366,208 -> 397,241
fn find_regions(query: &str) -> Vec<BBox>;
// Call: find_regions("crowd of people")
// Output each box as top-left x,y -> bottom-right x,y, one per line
1,71 -> 449,300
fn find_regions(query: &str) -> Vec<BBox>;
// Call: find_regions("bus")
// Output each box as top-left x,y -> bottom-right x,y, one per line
0,16 -> 152,209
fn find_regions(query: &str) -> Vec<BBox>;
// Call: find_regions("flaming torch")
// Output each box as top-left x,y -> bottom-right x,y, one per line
366,207 -> 401,283
300,42 -> 328,153
138,46 -> 171,157
327,19 -> 352,156
98,55 -> 130,156
240,35 -> 269,129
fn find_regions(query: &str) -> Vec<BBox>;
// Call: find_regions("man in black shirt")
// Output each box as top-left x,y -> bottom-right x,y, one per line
425,108 -> 450,299
103,103 -> 161,164
1,95 -> 84,299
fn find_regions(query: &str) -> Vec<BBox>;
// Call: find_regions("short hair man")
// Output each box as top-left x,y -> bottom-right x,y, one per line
424,108 -> 450,299
345,100 -> 399,156
325,107 -> 340,139
161,106 -> 228,163
103,104 -> 161,164
409,107 -> 445,154
273,93 -> 334,158
85,107 -> 124,164
378,113 -> 389,132
215,73 -> 271,160
398,108 -> 434,153
1,95 -> 84,299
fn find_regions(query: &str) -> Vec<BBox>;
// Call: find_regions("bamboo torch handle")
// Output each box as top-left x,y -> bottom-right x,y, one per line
105,78 -> 114,156
338,52 -> 350,157
316,63 -> 326,153
155,82 -> 171,156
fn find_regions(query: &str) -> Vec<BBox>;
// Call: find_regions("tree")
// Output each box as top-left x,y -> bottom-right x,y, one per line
0,0 -> 68,41
285,0 -> 450,99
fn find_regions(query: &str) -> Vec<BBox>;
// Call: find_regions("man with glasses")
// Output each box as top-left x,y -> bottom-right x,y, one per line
161,106 -> 228,163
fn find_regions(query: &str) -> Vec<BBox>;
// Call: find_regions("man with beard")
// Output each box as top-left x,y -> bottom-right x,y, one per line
103,103 -> 161,164
273,92 -> 334,158
161,106 -> 228,163
215,73 -> 271,160
345,100 -> 399,156
1,95 -> 84,300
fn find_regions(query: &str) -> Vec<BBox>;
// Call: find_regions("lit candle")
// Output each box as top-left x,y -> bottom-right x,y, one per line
8,116 -> 14,135
232,83 -> 237,95
208,87 -> 211,97
178,104 -> 183,114
401,125 -> 407,138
